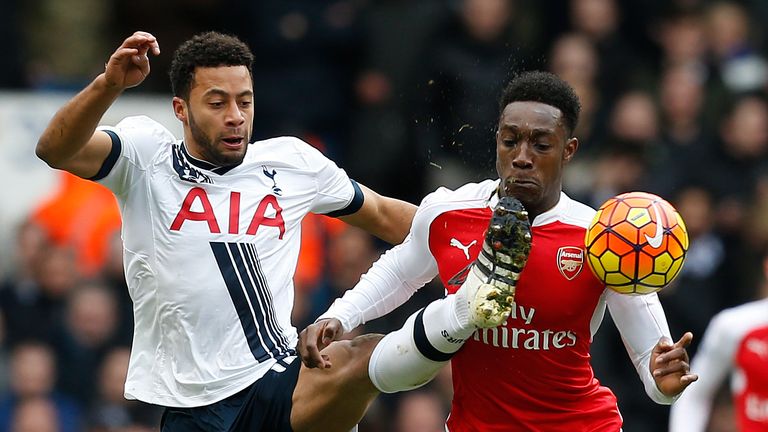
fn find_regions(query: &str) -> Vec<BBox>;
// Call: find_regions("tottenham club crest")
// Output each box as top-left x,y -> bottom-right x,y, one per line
557,246 -> 584,280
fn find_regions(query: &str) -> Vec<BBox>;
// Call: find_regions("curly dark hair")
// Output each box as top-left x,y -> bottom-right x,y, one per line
499,71 -> 581,136
169,32 -> 254,99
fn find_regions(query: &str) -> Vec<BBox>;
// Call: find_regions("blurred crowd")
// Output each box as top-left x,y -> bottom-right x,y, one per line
3,0 -> 768,430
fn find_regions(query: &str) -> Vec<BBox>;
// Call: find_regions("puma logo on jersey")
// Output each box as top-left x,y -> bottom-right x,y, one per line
262,166 -> 282,196
746,338 -> 768,360
450,238 -> 477,259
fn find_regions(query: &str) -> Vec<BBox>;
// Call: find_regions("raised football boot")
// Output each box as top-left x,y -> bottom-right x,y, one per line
451,196 -> 532,328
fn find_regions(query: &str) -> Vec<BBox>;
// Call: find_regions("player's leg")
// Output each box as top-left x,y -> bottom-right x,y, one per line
367,196 -> 532,392
290,334 -> 383,432
289,197 -> 532,431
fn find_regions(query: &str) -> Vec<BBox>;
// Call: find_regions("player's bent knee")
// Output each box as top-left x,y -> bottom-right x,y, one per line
341,334 -> 384,384
367,329 -> 443,394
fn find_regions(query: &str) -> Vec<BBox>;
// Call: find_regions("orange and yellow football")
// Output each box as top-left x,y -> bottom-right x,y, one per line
585,191 -> 689,294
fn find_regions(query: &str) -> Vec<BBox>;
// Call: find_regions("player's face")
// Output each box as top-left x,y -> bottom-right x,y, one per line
174,66 -> 254,166
495,101 -> 578,218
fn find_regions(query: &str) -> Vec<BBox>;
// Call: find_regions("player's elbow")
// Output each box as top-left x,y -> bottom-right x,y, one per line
35,136 -> 67,169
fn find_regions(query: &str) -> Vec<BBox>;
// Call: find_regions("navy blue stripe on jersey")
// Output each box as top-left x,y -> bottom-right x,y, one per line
324,179 -> 364,217
241,244 -> 292,354
413,308 -> 454,362
88,130 -> 122,181
211,242 -> 272,361
227,242 -> 290,361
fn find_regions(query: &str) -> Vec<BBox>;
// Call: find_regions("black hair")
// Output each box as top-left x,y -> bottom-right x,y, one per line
169,32 -> 254,99
499,71 -> 581,136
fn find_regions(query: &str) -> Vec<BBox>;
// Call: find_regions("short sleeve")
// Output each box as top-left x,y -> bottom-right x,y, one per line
95,116 -> 176,195
300,142 -> 362,216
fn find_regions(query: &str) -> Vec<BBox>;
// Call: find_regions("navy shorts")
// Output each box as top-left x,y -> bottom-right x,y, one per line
161,357 -> 300,432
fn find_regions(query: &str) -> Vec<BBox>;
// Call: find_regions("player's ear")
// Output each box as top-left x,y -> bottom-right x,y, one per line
563,137 -> 578,162
172,97 -> 187,123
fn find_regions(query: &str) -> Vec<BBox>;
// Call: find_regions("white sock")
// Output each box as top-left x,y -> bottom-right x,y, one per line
368,297 -> 476,393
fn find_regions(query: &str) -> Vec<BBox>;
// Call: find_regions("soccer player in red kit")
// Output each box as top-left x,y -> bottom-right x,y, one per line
300,71 -> 697,431
670,253 -> 768,432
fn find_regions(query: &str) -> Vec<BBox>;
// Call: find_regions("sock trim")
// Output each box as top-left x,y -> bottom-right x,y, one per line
413,308 -> 454,362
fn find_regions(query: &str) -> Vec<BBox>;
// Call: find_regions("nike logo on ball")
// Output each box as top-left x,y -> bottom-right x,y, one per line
644,203 -> 664,248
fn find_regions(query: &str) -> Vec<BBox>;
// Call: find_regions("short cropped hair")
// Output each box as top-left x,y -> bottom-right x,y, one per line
169,32 -> 254,99
499,71 -> 581,136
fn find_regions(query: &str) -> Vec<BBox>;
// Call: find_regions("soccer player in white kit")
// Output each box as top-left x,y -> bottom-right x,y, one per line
36,30 -> 525,432
670,265 -> 768,431
300,71 -> 700,431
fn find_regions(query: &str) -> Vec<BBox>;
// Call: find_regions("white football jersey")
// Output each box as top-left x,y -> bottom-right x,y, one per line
95,116 -> 362,407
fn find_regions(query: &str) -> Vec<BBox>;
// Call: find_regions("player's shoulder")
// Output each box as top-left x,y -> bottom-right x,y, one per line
245,136 -> 328,168
535,192 -> 596,228
712,298 -> 768,330
418,179 -> 498,212
113,115 -> 176,141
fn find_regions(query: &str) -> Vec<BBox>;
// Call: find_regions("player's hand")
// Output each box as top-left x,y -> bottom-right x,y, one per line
650,332 -> 699,397
104,31 -> 161,91
297,318 -> 344,369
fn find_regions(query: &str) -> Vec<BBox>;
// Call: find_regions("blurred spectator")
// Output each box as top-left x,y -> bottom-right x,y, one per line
416,0 -> 542,190
0,221 -> 54,347
1,244 -> 77,348
84,347 -> 161,432
705,1 -> 768,93
702,94 -> 768,236
51,283 -> 120,407
10,397 -> 60,432
344,0 -> 449,202
647,64 -> 714,197
30,172 -> 121,278
0,342 -> 80,432
659,185 -> 731,355
651,6 -> 708,72
22,0 -> 112,89
571,90 -> 659,207
568,0 -> 653,102
394,390 -> 447,432
548,32 -> 607,151
229,0 -> 365,147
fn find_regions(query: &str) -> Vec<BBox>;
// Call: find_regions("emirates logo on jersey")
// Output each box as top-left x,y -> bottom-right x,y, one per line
557,246 -> 584,280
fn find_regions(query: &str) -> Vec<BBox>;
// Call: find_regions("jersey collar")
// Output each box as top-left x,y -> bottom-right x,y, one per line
180,142 -> 242,175
488,180 -> 568,227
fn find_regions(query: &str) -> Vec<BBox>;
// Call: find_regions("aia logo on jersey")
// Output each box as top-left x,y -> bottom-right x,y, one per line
170,187 -> 286,238
557,246 -> 584,280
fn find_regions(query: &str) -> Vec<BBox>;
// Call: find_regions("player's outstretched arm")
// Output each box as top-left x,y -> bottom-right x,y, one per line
650,332 -> 699,397
339,184 -> 416,245
36,31 -> 160,178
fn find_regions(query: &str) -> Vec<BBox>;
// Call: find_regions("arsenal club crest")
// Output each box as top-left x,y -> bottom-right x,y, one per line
557,246 -> 584,280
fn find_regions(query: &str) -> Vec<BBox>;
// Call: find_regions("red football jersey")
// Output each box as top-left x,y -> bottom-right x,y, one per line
735,325 -> 768,430
670,299 -> 768,432
425,185 -> 621,431
322,180 -> 676,431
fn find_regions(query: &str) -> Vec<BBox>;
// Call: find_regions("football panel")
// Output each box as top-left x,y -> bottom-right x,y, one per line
626,207 -> 652,229
605,271 -> 632,287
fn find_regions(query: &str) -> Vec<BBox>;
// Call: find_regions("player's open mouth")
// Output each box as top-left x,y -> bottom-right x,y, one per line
505,178 -> 537,189
221,136 -> 244,148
